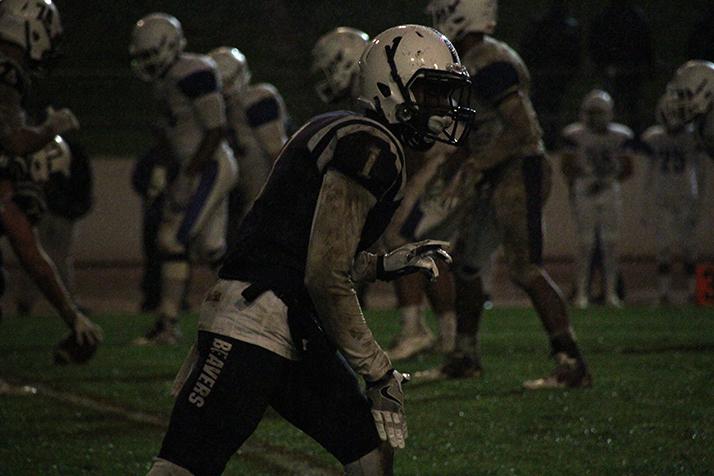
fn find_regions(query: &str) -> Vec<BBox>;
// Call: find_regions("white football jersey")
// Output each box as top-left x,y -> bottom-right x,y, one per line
225,82 -> 288,165
561,122 -> 634,194
153,53 -> 228,163
641,124 -> 704,200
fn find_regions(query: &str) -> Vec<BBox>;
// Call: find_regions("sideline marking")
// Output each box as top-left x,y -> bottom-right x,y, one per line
4,380 -> 339,475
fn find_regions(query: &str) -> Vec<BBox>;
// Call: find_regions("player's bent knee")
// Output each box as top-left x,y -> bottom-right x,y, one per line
147,458 -> 194,476
344,443 -> 393,476
455,263 -> 481,282
508,262 -> 542,289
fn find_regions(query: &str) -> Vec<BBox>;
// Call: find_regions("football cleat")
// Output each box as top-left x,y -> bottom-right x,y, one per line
413,352 -> 483,382
606,294 -> 624,309
132,319 -> 181,346
522,352 -> 592,390
574,294 -> 589,310
387,330 -> 436,361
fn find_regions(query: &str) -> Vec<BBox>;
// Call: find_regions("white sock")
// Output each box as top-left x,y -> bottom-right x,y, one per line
400,305 -> 423,336
438,311 -> 456,352
159,260 -> 190,322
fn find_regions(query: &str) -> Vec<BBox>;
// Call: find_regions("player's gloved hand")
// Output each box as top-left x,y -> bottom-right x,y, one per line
377,240 -> 452,281
72,312 -> 104,347
366,369 -> 410,449
45,106 -> 80,135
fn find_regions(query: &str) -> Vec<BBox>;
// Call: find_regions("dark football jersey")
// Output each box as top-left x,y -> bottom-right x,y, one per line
219,111 -> 406,298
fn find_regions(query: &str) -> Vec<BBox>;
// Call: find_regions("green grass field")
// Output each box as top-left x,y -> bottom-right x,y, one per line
1,305 -> 713,475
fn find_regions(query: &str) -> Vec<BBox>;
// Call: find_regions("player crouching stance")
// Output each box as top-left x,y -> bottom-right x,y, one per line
147,25 -> 474,475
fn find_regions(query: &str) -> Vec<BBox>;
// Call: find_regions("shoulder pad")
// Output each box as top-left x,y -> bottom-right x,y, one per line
244,85 -> 284,128
312,115 -> 404,200
641,125 -> 663,144
174,55 -> 220,99
609,123 -> 634,140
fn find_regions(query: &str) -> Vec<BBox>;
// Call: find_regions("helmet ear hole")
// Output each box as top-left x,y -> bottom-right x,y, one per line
377,82 -> 391,98
395,103 -> 416,122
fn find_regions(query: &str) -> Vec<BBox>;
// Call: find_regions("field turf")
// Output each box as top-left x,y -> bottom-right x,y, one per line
1,305 -> 713,475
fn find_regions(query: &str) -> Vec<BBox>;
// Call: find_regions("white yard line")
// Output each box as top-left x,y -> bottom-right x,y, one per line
7,380 -> 338,476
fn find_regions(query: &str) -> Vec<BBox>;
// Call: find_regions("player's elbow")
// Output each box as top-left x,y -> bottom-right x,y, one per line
0,133 -> 31,157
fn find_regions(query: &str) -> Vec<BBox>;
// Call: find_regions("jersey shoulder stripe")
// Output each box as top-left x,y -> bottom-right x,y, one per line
304,113 -> 405,200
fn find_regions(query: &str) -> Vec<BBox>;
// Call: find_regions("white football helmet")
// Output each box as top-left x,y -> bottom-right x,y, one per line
580,89 -> 613,132
358,25 -> 475,150
129,13 -> 186,82
427,0 -> 497,42
208,46 -> 251,93
30,134 -> 70,182
666,60 -> 714,125
0,0 -> 62,70
311,27 -> 369,103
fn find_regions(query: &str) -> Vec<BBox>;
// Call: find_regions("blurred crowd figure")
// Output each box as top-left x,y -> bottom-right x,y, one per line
520,0 -> 582,149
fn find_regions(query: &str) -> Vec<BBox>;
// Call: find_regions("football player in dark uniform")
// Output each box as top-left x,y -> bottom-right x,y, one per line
0,0 -> 102,388
147,25 -> 474,476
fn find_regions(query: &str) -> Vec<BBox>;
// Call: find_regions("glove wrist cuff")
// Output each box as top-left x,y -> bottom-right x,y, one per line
366,368 -> 395,388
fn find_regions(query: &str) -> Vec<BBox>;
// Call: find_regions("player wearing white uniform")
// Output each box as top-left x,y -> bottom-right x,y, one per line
561,90 -> 634,309
129,14 -> 238,344
209,47 -> 288,227
642,95 -> 707,304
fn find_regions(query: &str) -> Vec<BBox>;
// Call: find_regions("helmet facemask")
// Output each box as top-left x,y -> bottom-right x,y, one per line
395,67 -> 474,150
312,50 -> 356,104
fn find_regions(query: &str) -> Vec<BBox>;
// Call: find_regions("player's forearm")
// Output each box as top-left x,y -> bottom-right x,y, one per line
0,197 -> 78,326
185,128 -> 224,175
0,124 -> 56,156
305,170 -> 392,382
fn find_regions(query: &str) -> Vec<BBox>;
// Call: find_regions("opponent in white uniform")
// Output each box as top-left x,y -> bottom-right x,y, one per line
209,47 -> 288,227
642,95 -> 707,303
560,90 -> 635,308
129,14 -> 238,344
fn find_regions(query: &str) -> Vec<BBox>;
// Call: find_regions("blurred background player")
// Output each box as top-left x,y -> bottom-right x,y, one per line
14,134 -> 93,315
209,46 -> 288,237
641,94 -> 707,304
421,0 -> 591,389
666,61 -> 714,161
560,90 -> 635,309
311,27 -> 369,107
129,13 -> 238,345
0,0 -> 103,390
